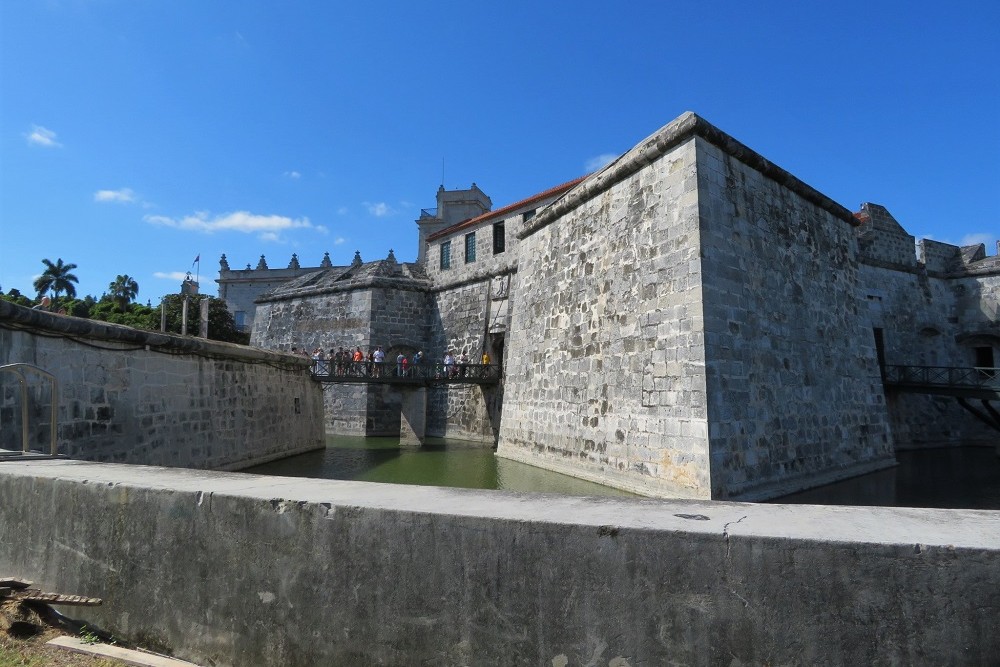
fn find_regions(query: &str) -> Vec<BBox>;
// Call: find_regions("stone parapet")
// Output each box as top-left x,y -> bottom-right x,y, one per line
0,301 -> 323,469
0,460 -> 997,666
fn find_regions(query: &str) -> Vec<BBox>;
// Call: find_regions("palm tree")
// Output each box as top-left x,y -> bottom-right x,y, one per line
109,274 -> 139,312
33,258 -> 79,303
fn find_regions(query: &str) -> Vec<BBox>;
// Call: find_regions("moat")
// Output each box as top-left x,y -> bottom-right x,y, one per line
244,437 -> 1000,509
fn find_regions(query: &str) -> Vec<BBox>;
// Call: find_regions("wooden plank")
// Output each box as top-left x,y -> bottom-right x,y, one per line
21,590 -> 103,606
47,636 -> 204,667
0,577 -> 32,589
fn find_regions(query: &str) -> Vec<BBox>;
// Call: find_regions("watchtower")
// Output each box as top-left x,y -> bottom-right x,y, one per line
415,183 -> 492,264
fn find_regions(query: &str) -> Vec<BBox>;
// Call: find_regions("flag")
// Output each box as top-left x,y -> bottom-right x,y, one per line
192,254 -> 200,266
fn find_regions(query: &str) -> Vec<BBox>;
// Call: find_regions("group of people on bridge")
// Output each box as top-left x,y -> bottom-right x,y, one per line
294,344 -> 493,381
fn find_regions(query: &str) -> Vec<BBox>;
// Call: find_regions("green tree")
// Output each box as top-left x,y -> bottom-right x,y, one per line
33,258 -> 79,304
88,298 -> 156,329
0,287 -> 33,307
108,274 -> 139,312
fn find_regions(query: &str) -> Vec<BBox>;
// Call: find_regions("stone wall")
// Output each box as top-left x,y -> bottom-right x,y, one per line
0,301 -> 323,469
918,238 -> 961,274
498,113 -> 901,500
499,133 -> 712,497
696,138 -> 895,499
856,247 -> 999,446
426,280 -> 499,442
250,267 -> 443,437
425,212 -> 520,286
251,285 -> 376,434
1,460 -> 997,667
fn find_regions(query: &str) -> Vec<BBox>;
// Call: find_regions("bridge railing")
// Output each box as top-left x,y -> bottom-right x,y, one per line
310,360 -> 501,384
883,364 -> 1000,389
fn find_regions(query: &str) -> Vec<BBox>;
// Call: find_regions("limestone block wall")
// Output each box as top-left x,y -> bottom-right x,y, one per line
695,139 -> 895,499
426,281 -> 500,442
955,273 -> 1000,343
499,135 -> 712,497
918,238 -> 961,274
252,288 -> 375,435
0,301 -> 323,469
2,461 -> 997,667
251,278 -> 438,437
424,211 -> 520,285
857,211 -> 918,268
859,265 -> 959,366
858,263 -> 997,446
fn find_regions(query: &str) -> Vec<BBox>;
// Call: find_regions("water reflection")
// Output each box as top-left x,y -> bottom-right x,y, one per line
771,446 -> 1000,510
243,435 -> 637,498
244,437 -> 1000,509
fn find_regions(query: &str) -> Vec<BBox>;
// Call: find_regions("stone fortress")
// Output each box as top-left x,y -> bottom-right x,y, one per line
219,111 -> 999,501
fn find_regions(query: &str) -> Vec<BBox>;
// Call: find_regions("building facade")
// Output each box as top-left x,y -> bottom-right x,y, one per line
231,112 -> 999,500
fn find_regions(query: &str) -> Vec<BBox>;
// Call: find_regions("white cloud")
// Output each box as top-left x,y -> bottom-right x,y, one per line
94,188 -> 136,203
153,271 -> 191,281
584,153 -> 618,172
960,232 -> 993,248
337,206 -> 349,215
145,210 -> 316,242
26,125 -> 62,148
334,236 -> 346,245
365,202 -> 394,217
284,170 -> 301,179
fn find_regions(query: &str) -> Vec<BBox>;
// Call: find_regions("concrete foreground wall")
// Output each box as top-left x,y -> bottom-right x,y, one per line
0,301 -> 323,469
1,460 -> 997,666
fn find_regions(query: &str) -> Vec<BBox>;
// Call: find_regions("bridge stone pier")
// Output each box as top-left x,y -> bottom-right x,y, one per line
1,459 -> 997,666
399,386 -> 427,446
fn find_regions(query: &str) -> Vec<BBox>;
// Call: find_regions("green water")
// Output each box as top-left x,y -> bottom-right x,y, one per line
245,436 -> 1000,509
244,435 -> 638,497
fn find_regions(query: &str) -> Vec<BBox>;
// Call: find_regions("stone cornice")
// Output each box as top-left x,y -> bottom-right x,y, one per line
519,111 -> 859,240
254,276 -> 433,304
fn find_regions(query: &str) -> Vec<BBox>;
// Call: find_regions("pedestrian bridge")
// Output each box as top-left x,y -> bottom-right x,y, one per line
308,360 -> 500,446
882,365 -> 1000,399
882,364 -> 1000,432
309,360 -> 500,386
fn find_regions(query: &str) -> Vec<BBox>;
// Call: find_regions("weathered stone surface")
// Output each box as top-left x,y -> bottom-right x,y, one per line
0,301 -> 323,469
2,460 -> 998,666
235,111 -> 999,497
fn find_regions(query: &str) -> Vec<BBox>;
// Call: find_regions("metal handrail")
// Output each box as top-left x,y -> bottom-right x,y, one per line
0,363 -> 59,455
883,364 -> 1000,389
310,360 -> 501,384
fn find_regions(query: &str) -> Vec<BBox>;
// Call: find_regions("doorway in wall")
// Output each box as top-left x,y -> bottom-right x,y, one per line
975,346 -> 995,368
873,328 -> 886,372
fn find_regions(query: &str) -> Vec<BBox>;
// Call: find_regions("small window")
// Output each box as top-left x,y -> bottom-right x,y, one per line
234,310 -> 246,329
465,232 -> 476,263
493,221 -> 505,254
440,241 -> 451,270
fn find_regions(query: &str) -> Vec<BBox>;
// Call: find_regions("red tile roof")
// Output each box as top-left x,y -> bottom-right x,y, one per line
427,175 -> 588,242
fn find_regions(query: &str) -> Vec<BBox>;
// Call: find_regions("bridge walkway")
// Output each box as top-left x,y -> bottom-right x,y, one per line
310,360 -> 500,387
882,365 -> 1000,432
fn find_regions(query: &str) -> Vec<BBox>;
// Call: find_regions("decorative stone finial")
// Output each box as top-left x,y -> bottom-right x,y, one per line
256,255 -> 268,270
387,249 -> 397,264
245,264 -> 252,271
320,252 -> 333,268
219,253 -> 230,271
288,253 -> 300,270
352,251 -> 362,267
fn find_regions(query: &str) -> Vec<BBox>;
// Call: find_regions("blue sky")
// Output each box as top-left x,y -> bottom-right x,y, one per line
2,1 -> 997,305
